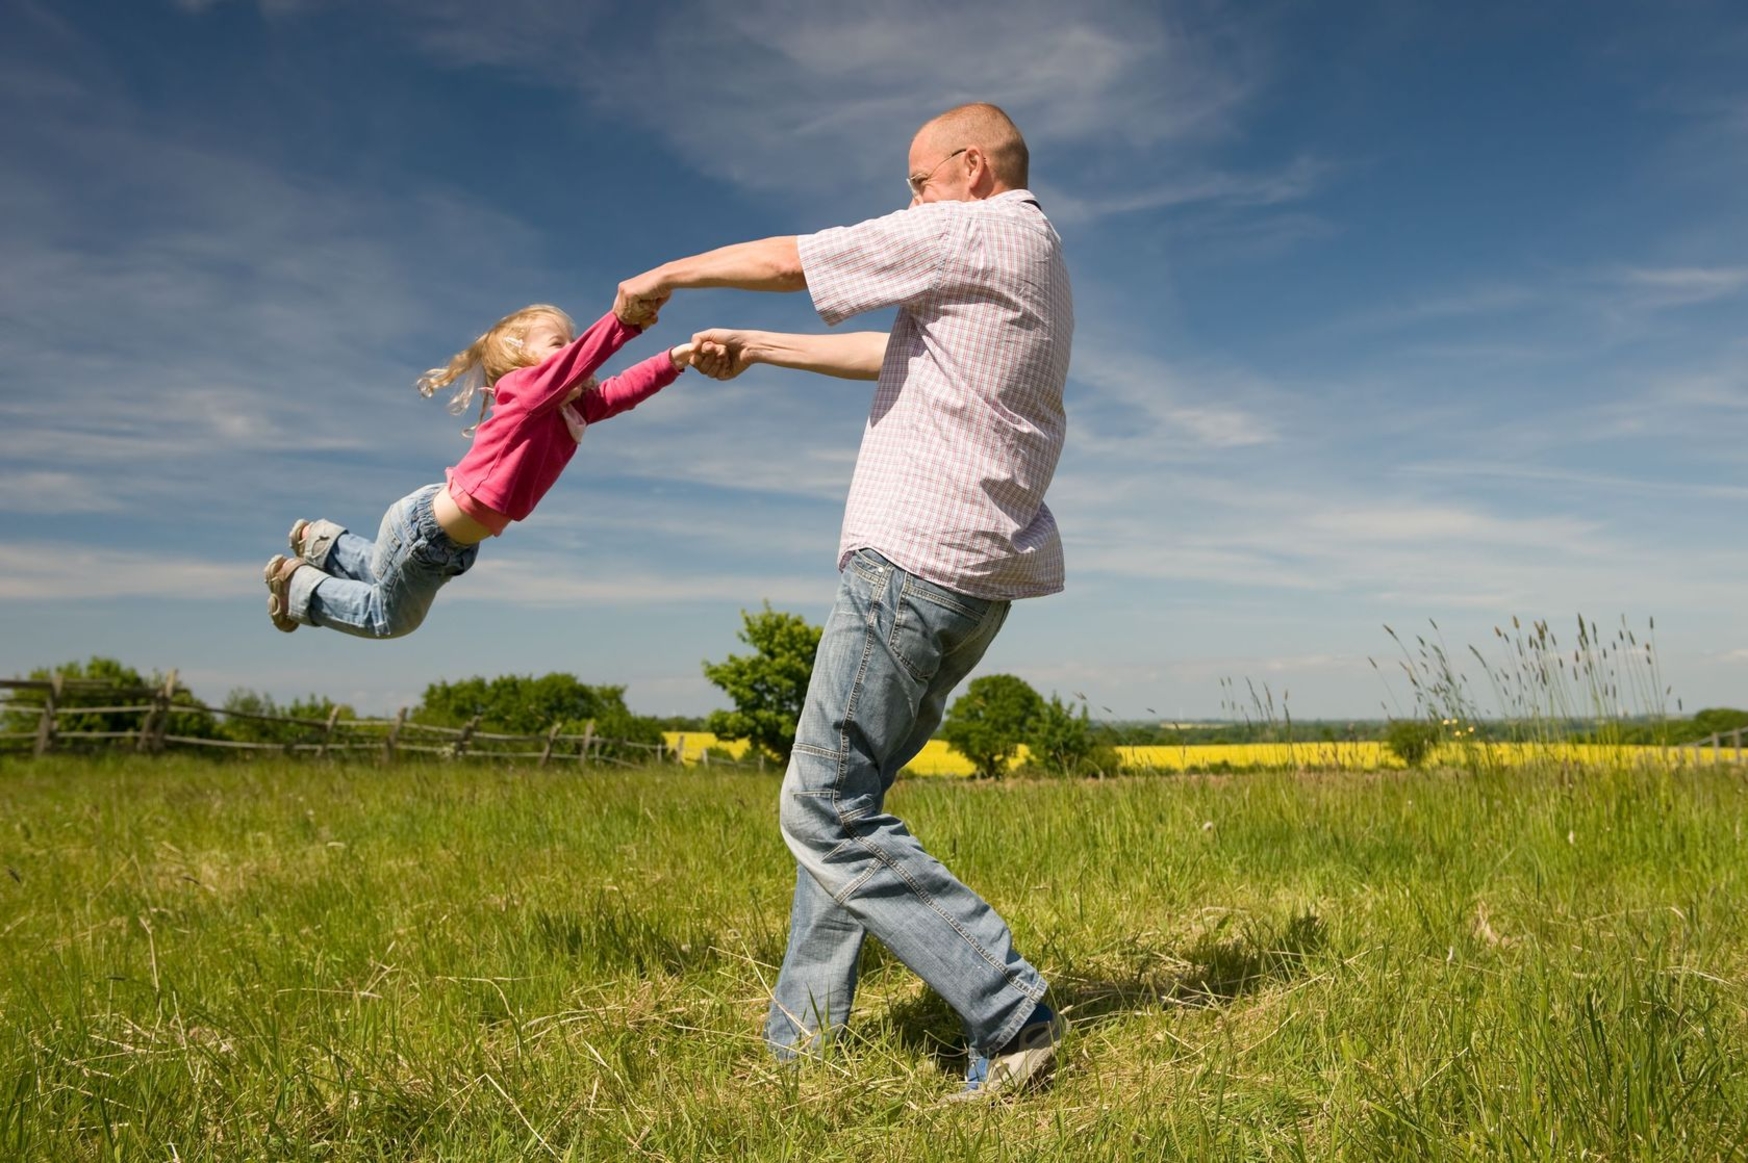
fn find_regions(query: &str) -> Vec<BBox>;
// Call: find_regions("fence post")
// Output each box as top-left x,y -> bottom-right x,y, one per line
577,720 -> 595,766
137,670 -> 177,754
317,706 -> 341,759
382,707 -> 408,764
540,721 -> 562,767
673,737 -> 685,766
453,714 -> 480,760
1734,727 -> 1743,763
34,672 -> 62,757
153,670 -> 177,753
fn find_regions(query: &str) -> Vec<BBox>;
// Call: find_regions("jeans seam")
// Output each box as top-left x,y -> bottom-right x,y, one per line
839,812 -> 1026,989
901,573 -> 984,620
831,570 -> 882,797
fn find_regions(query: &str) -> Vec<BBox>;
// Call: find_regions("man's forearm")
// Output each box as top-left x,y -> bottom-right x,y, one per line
656,237 -> 806,294
744,330 -> 887,380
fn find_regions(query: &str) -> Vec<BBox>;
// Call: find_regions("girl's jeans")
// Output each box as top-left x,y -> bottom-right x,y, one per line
287,483 -> 479,639
766,549 -> 1048,1060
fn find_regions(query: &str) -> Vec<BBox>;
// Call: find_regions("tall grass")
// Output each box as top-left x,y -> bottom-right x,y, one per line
3,755 -> 1746,1160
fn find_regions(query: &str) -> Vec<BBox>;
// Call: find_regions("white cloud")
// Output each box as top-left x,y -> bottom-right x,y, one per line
1043,155 -> 1330,224
453,555 -> 822,606
0,471 -> 125,514
0,543 -> 255,600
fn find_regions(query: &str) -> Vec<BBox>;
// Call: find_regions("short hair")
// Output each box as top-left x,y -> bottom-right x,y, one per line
921,102 -> 1029,189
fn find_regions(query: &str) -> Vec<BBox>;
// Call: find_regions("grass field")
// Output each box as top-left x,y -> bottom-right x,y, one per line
4,755 -> 1747,1161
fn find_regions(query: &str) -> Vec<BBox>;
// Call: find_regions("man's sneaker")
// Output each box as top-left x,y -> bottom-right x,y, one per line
948,1002 -> 1067,1101
264,554 -> 303,633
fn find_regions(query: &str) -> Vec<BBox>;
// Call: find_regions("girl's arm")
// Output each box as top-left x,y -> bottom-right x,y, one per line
523,311 -> 647,413
576,344 -> 691,425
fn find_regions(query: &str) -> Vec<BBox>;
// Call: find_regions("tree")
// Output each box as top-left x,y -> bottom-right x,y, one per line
1384,718 -> 1440,768
702,603 -> 822,764
941,674 -> 1043,780
1026,692 -> 1120,778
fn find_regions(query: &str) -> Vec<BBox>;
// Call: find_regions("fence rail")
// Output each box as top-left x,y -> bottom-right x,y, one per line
0,676 -> 760,769
1682,728 -> 1745,765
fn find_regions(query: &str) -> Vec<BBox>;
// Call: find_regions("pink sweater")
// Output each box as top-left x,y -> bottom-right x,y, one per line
445,312 -> 678,535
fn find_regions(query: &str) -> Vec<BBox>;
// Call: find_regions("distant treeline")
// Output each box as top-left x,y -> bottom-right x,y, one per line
1,657 -> 710,760
6,656 -> 1743,757
1094,710 -> 1748,747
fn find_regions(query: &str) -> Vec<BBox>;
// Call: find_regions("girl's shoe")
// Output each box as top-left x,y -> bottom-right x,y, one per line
288,518 -> 343,568
264,554 -> 303,633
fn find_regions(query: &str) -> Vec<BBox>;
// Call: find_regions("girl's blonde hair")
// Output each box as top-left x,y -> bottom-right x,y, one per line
415,304 -> 575,434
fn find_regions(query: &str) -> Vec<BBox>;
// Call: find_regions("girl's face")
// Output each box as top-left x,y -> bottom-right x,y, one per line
520,315 -> 572,363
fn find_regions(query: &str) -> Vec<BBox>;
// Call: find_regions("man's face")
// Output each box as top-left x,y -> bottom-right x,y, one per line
907,134 -> 971,205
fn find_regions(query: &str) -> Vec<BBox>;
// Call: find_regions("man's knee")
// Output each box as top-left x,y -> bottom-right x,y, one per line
778,783 -> 838,855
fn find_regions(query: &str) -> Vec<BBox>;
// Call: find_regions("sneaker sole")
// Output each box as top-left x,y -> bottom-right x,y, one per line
264,555 -> 299,633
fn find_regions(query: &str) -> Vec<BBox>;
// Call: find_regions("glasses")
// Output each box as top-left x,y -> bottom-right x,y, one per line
907,147 -> 966,199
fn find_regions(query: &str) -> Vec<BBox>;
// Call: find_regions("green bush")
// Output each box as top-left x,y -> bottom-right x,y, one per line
1026,693 -> 1121,778
5,657 -> 219,742
221,689 -> 353,746
1384,719 -> 1441,768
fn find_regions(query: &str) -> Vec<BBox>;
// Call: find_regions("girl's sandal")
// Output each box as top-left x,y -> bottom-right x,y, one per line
288,518 -> 342,567
264,554 -> 302,633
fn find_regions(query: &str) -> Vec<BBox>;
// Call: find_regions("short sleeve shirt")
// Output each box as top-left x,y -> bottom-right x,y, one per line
797,190 -> 1074,600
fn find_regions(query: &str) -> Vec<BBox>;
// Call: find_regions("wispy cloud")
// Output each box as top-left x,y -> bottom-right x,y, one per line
1042,155 -> 1330,224
1068,343 -> 1284,453
0,472 -> 125,514
455,555 -> 822,606
0,543 -> 254,601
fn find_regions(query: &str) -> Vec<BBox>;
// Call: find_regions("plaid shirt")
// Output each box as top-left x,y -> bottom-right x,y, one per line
798,190 -> 1074,600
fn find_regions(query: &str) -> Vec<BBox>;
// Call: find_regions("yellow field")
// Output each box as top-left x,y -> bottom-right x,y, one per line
663,733 -> 1739,775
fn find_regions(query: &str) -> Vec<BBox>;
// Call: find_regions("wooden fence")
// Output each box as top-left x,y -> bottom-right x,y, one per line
0,675 -> 759,769
1682,728 -> 1746,766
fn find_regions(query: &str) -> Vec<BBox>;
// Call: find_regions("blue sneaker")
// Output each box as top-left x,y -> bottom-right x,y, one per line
949,1002 -> 1067,1101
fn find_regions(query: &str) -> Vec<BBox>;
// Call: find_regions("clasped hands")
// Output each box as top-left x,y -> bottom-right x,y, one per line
616,270 -> 751,381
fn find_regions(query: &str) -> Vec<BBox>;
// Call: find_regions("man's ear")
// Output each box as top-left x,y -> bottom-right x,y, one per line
964,146 -> 994,195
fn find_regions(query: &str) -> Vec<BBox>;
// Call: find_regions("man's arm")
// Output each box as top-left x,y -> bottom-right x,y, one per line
615,237 -> 805,325
689,329 -> 887,382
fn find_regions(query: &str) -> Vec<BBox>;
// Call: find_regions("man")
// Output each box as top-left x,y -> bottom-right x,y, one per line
616,102 -> 1073,1099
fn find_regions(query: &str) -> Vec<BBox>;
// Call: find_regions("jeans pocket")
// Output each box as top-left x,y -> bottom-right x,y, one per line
888,574 -> 988,683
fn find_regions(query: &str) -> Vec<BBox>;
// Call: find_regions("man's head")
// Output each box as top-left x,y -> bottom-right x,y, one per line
907,103 -> 1029,205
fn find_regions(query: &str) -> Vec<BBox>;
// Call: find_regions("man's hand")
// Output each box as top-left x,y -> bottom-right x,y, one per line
689,329 -> 757,380
614,268 -> 672,328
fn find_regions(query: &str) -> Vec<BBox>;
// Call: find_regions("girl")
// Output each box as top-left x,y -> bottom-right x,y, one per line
265,302 -> 691,638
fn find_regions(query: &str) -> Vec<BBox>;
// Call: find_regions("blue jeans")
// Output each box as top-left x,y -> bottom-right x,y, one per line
766,549 -> 1047,1059
287,483 -> 478,639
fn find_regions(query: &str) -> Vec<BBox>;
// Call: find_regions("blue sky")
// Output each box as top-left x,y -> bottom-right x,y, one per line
2,0 -> 1743,721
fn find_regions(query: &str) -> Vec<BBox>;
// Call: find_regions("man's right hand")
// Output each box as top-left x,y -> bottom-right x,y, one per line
614,268 -> 672,327
689,329 -> 757,380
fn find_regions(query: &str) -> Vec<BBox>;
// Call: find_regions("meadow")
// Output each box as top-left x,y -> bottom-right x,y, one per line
3,754 -> 1746,1161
